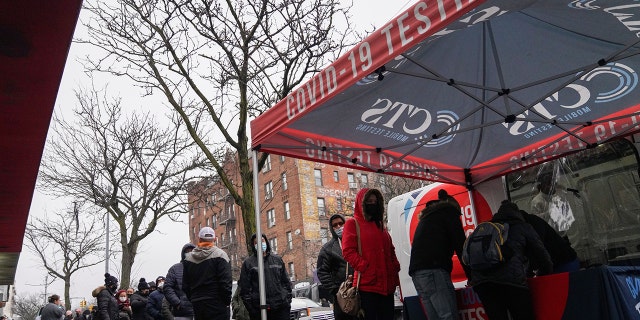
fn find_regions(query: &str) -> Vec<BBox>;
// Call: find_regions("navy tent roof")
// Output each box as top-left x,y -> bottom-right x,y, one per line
251,0 -> 640,187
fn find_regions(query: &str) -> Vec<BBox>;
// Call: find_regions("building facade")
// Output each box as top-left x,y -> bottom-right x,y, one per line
186,153 -> 374,282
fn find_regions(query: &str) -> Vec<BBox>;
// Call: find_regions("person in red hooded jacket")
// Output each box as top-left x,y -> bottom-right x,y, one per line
342,188 -> 401,320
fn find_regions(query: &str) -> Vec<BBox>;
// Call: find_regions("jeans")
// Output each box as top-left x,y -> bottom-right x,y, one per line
411,269 -> 458,320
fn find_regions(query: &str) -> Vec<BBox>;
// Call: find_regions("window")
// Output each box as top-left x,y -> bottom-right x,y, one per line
280,155 -> 285,162
284,202 -> 290,220
320,227 -> 328,244
347,173 -> 357,189
288,262 -> 295,281
206,217 -> 210,227
317,198 -> 326,216
192,227 -> 196,239
262,154 -> 271,173
267,209 -> 276,228
337,198 -> 343,212
333,171 -> 339,182
361,174 -> 369,187
190,206 -> 194,219
281,172 -> 288,190
270,237 -> 278,253
314,169 -> 323,186
264,181 -> 273,200
212,215 -> 217,229
286,231 -> 293,250
211,193 -> 217,203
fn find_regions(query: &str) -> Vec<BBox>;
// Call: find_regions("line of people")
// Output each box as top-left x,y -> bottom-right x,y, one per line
316,187 -> 579,320
85,225 -> 292,320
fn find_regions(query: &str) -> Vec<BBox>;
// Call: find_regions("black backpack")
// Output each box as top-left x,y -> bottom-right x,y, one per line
462,221 -> 510,270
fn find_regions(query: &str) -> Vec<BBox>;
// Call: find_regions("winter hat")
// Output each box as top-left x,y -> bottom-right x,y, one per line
138,278 -> 150,290
148,281 -> 156,289
155,276 -> 166,284
198,227 -> 215,240
116,289 -> 127,298
104,273 -> 118,286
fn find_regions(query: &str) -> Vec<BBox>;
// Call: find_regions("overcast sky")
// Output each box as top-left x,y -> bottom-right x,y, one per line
14,0 -> 417,307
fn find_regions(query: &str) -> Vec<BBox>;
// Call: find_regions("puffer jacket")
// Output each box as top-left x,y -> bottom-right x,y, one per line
317,214 -> 351,296
164,243 -> 196,317
129,292 -> 153,320
342,188 -> 401,296
468,204 -> 553,288
92,286 -> 118,320
239,234 -> 292,316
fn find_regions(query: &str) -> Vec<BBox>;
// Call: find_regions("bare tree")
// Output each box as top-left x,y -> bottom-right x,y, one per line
38,87 -> 207,286
12,293 -> 43,320
24,204 -> 106,309
81,0 -> 357,247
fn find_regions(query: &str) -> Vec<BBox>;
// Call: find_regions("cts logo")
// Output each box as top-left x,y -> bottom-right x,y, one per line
580,63 -> 638,103
361,99 -> 460,146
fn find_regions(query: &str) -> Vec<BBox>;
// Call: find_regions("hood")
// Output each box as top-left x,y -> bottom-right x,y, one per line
493,200 -> 525,223
92,286 -> 106,297
181,243 -> 196,261
250,233 -> 271,256
187,245 -> 229,262
328,214 -> 345,239
353,188 -> 384,221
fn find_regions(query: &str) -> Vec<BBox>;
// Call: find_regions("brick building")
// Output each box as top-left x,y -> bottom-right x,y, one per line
186,152 -> 374,282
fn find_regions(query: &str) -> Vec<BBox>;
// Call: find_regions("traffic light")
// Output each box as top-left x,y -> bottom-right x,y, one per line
80,299 -> 86,308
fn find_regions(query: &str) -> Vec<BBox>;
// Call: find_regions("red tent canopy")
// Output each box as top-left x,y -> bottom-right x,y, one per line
251,0 -> 640,187
0,1 -> 82,284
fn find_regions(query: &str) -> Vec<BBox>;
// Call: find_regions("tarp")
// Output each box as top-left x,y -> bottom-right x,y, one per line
251,0 -> 640,187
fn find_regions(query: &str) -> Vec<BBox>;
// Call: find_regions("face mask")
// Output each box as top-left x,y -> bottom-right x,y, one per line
254,242 -> 267,251
335,226 -> 344,238
157,282 -> 164,289
365,203 -> 383,221
119,297 -> 127,302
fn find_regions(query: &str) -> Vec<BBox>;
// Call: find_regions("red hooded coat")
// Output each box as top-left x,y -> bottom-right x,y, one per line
342,188 -> 401,296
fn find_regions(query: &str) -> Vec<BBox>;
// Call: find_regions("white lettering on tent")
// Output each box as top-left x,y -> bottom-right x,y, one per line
510,118 -> 639,170
380,1 -> 453,55
286,67 -> 338,120
604,4 -> 640,35
361,98 -> 433,135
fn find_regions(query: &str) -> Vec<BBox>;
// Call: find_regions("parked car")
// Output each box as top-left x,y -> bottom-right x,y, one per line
290,297 -> 334,320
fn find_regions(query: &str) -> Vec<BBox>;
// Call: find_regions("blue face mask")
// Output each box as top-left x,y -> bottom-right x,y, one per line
255,242 -> 267,252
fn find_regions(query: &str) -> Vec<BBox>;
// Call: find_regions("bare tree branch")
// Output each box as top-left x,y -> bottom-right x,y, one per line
79,0 -> 358,248
24,205 -> 106,308
38,85 -> 208,286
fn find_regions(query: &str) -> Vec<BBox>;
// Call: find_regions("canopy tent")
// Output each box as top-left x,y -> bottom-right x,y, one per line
0,1 -> 82,284
251,0 -> 640,188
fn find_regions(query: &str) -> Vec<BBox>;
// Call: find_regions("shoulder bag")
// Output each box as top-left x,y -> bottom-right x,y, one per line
336,219 -> 361,317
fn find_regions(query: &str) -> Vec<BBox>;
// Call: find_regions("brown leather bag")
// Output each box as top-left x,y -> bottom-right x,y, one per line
336,219 -> 361,317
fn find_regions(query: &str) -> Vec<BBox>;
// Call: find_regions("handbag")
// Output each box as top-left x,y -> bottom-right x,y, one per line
336,219 -> 361,316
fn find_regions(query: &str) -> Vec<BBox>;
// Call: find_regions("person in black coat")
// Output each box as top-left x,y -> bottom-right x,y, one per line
468,201 -> 553,320
520,209 -> 580,273
317,214 -> 356,320
239,233 -> 292,320
408,190 -> 468,320
130,278 -> 153,320
182,227 -> 232,320
164,243 -> 196,319
91,273 -> 119,320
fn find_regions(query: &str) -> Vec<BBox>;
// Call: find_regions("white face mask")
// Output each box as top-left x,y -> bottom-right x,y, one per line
157,282 -> 164,289
335,226 -> 344,238
119,297 -> 127,302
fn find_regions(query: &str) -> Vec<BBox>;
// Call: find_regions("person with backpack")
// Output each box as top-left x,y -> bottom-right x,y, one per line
408,190 -> 469,320
466,200 -> 553,320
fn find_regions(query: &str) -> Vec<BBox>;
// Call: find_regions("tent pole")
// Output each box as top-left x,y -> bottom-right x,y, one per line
252,150 -> 267,320
467,189 -> 479,229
